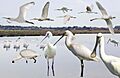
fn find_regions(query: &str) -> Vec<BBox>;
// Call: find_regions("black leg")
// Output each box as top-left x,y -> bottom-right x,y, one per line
26,60 -> 28,63
80,60 -> 84,77
33,58 -> 36,63
52,59 -> 55,76
47,60 -> 49,76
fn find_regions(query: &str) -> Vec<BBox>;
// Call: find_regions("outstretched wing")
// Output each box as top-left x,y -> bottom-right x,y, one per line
105,19 -> 114,35
41,2 -> 49,18
17,2 -> 35,20
96,1 -> 108,16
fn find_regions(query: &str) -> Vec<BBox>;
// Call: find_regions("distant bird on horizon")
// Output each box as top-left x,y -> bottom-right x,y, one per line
3,2 -> 35,24
78,4 -> 98,14
55,7 -> 72,13
3,40 -> 11,51
57,15 -> 76,24
31,2 -> 54,21
90,1 -> 116,35
12,49 -> 40,63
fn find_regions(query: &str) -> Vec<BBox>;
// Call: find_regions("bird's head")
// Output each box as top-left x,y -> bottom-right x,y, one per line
53,30 -> 74,46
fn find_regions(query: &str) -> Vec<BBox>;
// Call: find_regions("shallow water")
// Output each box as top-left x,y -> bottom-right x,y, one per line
0,34 -> 119,78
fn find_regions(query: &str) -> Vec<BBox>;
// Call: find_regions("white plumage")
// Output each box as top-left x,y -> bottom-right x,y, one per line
3,2 -> 35,24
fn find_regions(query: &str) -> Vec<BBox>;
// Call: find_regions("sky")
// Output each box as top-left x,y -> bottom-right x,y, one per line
0,0 -> 120,27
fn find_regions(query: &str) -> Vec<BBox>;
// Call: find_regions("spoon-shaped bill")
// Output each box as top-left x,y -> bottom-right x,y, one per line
91,36 -> 100,58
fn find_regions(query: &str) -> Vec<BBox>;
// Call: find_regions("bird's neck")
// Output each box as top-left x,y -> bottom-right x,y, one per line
99,37 -> 107,61
65,35 -> 73,47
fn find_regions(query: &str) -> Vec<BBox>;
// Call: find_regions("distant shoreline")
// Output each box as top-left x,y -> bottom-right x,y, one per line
0,29 -> 119,36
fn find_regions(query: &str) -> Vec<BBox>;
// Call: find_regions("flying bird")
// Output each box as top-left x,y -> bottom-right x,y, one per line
57,15 -> 76,24
31,2 -> 54,21
91,33 -> 120,77
54,30 -> 99,77
107,38 -> 119,46
3,2 -> 35,24
90,1 -> 116,35
78,4 -> 98,14
55,7 -> 72,13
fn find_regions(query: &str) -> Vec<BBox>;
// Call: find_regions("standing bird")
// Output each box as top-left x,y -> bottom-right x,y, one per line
13,42 -> 21,52
78,5 -> 98,14
90,1 -> 116,35
3,2 -> 35,24
54,30 -> 99,77
40,31 -> 56,76
31,2 -> 54,21
3,40 -> 11,51
55,7 -> 72,13
107,38 -> 119,46
91,33 -> 120,77
12,49 -> 40,63
57,15 -> 76,24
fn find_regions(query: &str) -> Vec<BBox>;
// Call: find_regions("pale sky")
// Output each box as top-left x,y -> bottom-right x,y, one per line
0,0 -> 120,27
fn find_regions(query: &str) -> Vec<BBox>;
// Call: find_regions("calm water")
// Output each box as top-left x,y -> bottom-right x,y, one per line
0,34 -> 119,78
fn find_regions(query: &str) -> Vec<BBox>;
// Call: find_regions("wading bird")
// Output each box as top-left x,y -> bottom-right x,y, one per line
107,38 -> 119,47
90,1 -> 115,35
12,49 -> 40,63
3,2 -> 35,24
55,7 -> 72,13
54,30 -> 99,77
31,2 -> 54,21
40,31 -> 56,76
91,33 -> 120,78
3,40 -> 11,51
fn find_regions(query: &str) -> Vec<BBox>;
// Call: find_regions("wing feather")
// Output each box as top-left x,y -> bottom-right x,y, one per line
105,19 -> 114,34
96,1 -> 108,16
17,2 -> 35,19
41,2 -> 49,18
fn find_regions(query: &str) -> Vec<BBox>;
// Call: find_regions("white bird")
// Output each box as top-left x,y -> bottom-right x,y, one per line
40,31 -> 56,76
78,4 -> 98,14
3,2 -> 35,24
91,33 -> 120,77
23,42 -> 29,49
107,38 -> 119,46
55,7 -> 72,13
90,1 -> 115,35
58,15 -> 76,24
3,40 -> 11,51
12,49 -> 40,63
54,30 -> 99,77
31,2 -> 54,21
13,40 -> 21,51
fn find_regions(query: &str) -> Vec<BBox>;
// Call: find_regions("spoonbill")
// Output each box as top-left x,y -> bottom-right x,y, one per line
107,38 -> 119,47
55,7 -> 72,13
78,5 -> 97,14
90,1 -> 115,35
57,15 -> 76,24
31,2 -> 54,21
54,30 -> 99,77
91,33 -> 120,77
12,49 -> 40,63
3,40 -> 11,51
3,2 -> 35,24
40,31 -> 56,76
13,41 -> 21,51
